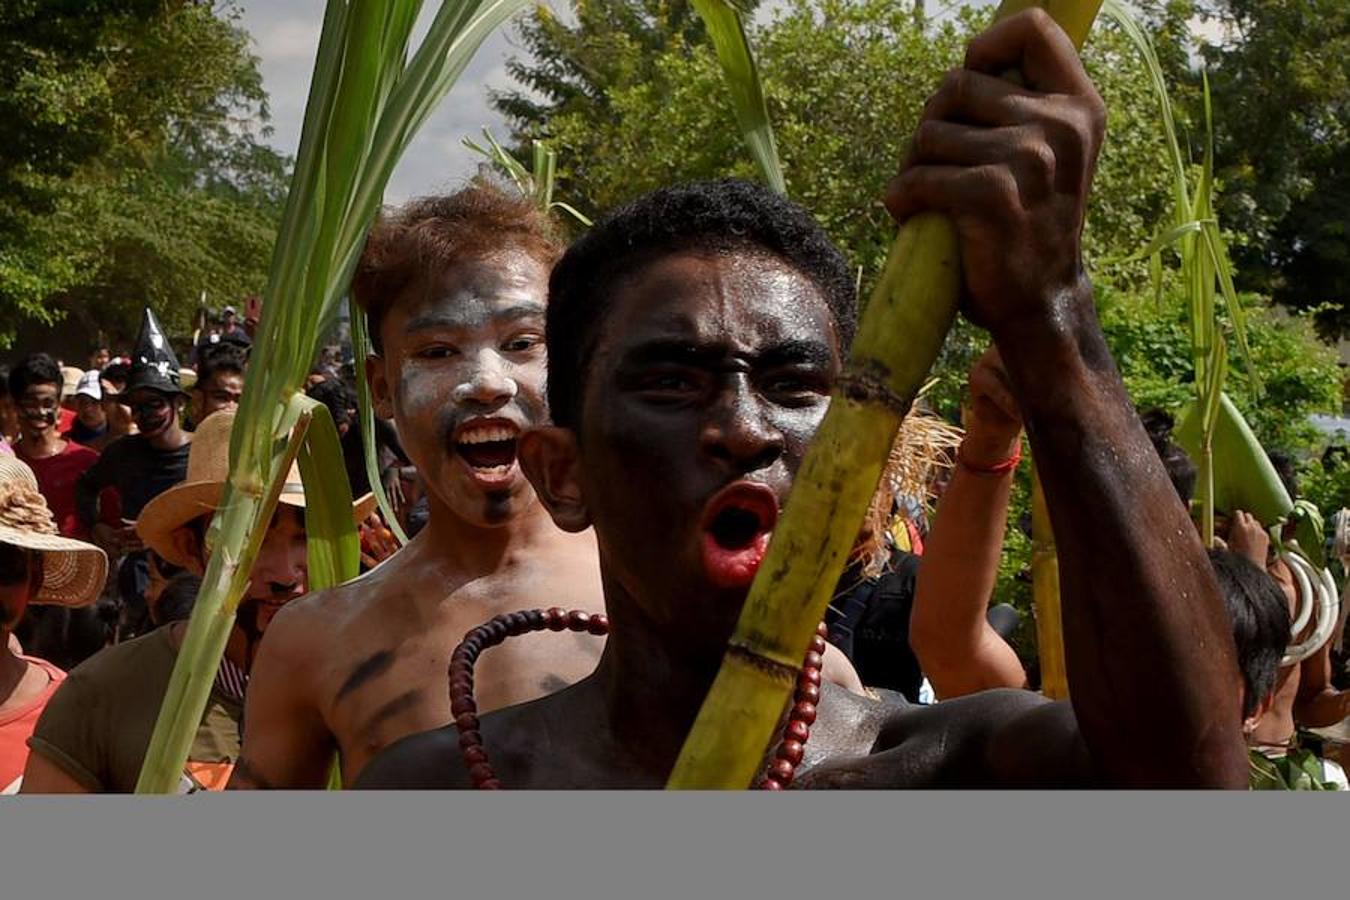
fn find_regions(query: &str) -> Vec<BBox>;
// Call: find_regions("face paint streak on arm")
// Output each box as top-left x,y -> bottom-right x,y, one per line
333,649 -> 396,703
356,689 -> 423,741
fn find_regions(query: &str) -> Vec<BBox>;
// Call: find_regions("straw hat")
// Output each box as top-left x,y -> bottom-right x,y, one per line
0,457 -> 108,608
137,409 -> 377,568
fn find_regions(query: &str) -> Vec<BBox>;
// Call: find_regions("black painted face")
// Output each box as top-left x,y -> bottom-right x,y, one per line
373,250 -> 550,529
576,250 -> 840,645
127,389 -> 178,438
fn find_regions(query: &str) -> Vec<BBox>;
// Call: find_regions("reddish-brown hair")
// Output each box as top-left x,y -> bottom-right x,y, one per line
351,181 -> 563,352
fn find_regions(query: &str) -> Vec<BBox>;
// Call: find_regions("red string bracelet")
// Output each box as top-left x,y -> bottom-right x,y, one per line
957,442 -> 1023,476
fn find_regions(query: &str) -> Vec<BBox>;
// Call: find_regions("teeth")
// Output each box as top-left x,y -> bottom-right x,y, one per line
471,464 -> 513,476
458,425 -> 517,444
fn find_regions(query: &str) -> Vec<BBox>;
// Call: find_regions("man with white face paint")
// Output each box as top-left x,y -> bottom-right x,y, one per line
226,184 -> 608,789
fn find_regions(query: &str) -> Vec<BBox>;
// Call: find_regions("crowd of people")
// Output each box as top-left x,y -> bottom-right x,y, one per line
2,10 -> 1347,793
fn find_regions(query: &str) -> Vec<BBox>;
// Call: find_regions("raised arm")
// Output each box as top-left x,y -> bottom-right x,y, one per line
910,347 -> 1028,699
886,9 -> 1246,786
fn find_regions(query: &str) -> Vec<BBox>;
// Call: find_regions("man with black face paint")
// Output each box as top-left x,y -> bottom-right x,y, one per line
76,310 -> 192,556
357,12 -> 1250,790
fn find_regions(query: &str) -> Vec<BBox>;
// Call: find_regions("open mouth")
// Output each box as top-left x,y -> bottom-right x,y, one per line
699,482 -> 780,589
453,419 -> 522,486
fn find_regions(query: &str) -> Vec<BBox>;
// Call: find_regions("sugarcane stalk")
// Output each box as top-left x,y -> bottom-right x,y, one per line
136,400 -> 314,793
1031,466 -> 1068,699
668,0 -> 1106,789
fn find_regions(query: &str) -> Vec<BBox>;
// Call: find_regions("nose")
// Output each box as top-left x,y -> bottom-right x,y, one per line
451,350 -> 518,408
700,377 -> 785,475
254,540 -> 308,594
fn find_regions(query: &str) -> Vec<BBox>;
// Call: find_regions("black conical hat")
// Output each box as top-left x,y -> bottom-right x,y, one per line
126,308 -> 186,395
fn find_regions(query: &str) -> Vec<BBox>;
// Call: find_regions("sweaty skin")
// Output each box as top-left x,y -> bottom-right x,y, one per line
357,11 -> 1246,791
228,249 -> 607,789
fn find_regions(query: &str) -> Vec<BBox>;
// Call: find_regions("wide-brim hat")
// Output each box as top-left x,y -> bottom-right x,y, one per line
0,457 -> 108,608
137,409 -> 377,568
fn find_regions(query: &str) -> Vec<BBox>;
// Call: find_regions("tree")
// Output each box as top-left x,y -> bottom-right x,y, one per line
1188,0 -> 1350,336
0,0 -> 288,349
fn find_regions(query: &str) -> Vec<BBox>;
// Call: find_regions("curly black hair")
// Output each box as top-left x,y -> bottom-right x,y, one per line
545,179 -> 857,430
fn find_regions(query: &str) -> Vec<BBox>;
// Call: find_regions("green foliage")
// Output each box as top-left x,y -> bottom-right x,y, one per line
0,1 -> 288,348
1197,0 -> 1350,337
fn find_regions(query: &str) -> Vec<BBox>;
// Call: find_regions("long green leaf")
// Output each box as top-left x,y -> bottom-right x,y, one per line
350,301 -> 409,544
136,0 -> 526,793
691,0 -> 786,193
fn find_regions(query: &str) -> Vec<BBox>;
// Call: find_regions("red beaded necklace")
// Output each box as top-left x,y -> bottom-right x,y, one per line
448,607 -> 827,790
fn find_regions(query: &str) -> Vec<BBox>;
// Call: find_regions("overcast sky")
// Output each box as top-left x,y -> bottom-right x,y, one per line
236,0 -> 524,203
234,0 -> 1023,205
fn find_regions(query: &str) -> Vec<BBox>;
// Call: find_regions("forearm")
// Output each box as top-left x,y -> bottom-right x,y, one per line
911,464 -> 1026,698
1295,644 -> 1350,727
994,282 -> 1246,787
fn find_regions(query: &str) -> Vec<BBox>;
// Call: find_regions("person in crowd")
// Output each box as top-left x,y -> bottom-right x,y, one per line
219,305 -> 251,346
62,371 -> 108,448
0,365 -> 19,451
909,347 -> 1030,700
225,184 -> 611,789
9,355 -> 101,539
88,346 -> 111,372
89,362 -> 136,453
148,571 -> 201,628
355,12 -> 1249,791
55,367 -> 81,434
76,311 -> 193,642
21,409 -> 374,793
77,311 -> 191,562
189,342 -> 247,428
0,457 -> 108,794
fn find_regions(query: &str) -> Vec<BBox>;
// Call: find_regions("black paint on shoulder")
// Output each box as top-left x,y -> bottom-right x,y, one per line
335,649 -> 396,702
359,688 -> 423,737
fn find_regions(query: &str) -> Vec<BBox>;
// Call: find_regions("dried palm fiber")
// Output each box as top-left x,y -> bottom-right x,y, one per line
850,411 -> 963,579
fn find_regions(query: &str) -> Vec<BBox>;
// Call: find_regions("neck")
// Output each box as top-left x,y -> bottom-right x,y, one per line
147,423 -> 186,451
584,596 -> 727,785
19,428 -> 61,456
0,636 -> 28,707
420,489 -> 568,576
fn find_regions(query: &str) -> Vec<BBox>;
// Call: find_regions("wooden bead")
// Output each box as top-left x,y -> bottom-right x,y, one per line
567,610 -> 592,631
455,712 -> 479,733
760,778 -> 783,790
457,730 -> 482,750
468,763 -> 495,784
795,682 -> 820,705
799,667 -> 821,689
587,614 -> 609,635
462,746 -> 488,766
478,778 -> 502,790
792,701 -> 817,726
766,758 -> 795,785
450,698 -> 476,718
803,650 -> 824,670
809,635 -> 827,655
775,739 -> 804,766
544,607 -> 567,631
785,719 -> 810,745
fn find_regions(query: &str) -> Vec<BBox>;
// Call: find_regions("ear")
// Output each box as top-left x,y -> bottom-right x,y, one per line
518,426 -> 590,533
170,527 -> 207,577
1243,689 -> 1275,737
366,354 -> 394,420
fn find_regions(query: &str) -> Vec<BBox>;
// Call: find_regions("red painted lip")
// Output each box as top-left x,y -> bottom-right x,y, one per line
699,482 -> 780,590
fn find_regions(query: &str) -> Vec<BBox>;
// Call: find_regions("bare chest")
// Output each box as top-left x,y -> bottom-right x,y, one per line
319,574 -> 604,778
